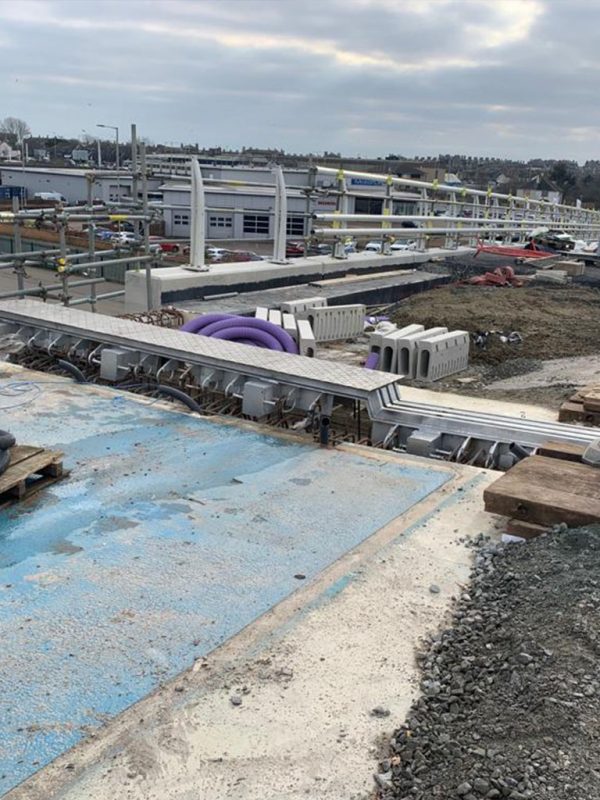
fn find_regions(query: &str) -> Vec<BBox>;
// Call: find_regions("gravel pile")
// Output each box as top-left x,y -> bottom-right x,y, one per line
375,527 -> 600,799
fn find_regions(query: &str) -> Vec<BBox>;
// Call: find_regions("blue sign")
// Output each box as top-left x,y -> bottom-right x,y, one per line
350,178 -> 383,187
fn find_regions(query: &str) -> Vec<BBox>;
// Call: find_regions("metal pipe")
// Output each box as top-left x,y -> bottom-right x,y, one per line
140,142 -> 154,311
69,289 -> 125,306
189,157 -> 206,270
0,277 -> 105,300
312,213 -> 600,229
314,165 -> 600,216
0,248 -> 62,261
312,225 -> 527,237
67,253 -> 155,274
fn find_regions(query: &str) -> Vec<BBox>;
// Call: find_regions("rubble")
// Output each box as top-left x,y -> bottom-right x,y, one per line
376,527 -> 600,800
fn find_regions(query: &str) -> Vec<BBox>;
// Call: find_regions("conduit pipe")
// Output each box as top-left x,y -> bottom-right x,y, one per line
181,314 -> 298,354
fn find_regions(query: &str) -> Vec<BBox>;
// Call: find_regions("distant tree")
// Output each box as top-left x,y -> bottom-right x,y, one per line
0,116 -> 31,143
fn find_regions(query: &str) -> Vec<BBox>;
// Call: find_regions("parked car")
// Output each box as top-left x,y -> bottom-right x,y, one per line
525,228 -> 576,252
363,240 -> 417,253
206,246 -> 230,262
149,237 -> 184,254
111,231 -> 141,247
33,191 -> 66,203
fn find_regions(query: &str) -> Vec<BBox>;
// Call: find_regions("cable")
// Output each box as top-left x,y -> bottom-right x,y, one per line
55,359 -> 87,383
115,383 -> 204,414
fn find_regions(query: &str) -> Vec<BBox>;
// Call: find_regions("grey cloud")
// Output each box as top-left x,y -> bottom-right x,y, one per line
1,0 -> 599,159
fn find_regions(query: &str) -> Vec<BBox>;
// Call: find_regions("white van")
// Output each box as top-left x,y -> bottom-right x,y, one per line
33,192 -> 66,202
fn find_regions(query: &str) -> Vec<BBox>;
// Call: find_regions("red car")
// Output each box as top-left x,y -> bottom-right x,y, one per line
149,237 -> 185,254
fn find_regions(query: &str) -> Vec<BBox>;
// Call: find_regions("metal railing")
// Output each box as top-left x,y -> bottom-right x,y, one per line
0,141 -> 160,312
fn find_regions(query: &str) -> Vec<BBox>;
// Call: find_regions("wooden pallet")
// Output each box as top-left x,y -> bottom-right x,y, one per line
558,386 -> 600,425
484,455 -> 600,530
0,446 -> 64,508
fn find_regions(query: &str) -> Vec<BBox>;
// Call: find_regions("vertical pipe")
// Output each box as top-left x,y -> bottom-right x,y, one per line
140,142 -> 154,310
97,138 -> 102,168
11,196 -> 25,298
86,176 -> 97,312
130,123 -> 138,213
58,222 -> 69,306
115,127 -> 120,202
272,165 -> 287,263
188,156 -> 207,271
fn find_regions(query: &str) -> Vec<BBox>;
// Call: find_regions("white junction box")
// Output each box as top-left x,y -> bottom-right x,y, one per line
242,380 -> 277,418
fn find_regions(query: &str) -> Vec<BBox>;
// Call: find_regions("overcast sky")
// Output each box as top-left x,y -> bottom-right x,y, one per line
0,0 -> 597,162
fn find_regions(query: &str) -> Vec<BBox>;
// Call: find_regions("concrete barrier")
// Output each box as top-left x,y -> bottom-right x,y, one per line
416,331 -> 469,382
303,304 -> 365,342
390,327 -> 448,376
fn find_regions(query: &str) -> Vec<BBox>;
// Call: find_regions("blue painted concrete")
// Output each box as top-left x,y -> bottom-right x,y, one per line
0,380 -> 450,794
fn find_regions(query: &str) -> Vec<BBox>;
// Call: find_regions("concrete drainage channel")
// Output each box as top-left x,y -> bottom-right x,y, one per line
2,301 -> 600,472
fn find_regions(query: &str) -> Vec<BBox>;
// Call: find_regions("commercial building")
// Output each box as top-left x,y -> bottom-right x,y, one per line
0,161 -> 419,240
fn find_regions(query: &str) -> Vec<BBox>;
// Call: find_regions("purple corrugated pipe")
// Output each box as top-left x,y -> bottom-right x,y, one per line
212,326 -> 284,350
180,314 -> 298,353
364,352 -> 379,370
180,313 -> 233,333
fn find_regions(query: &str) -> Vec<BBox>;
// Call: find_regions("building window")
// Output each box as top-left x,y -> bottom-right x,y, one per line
354,197 -> 383,215
243,214 -> 270,234
209,215 -> 233,228
173,213 -> 190,226
286,215 -> 305,236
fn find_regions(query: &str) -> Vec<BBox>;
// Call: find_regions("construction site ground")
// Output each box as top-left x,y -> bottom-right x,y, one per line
320,273 -> 600,411
2,364 -> 500,800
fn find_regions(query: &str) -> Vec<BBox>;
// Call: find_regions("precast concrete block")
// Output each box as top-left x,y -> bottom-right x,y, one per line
390,327 -> 447,377
303,304 -> 365,342
255,306 -> 269,321
370,323 -> 424,368
280,296 -> 327,315
416,331 -> 469,382
268,309 -> 283,327
282,313 -> 298,342
297,319 -> 316,357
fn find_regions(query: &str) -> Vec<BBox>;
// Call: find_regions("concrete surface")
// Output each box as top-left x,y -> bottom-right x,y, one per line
0,365 -> 482,798
0,265 -> 126,315
9,443 -> 498,800
125,248 -> 473,311
175,269 -> 449,319
486,354 -> 600,392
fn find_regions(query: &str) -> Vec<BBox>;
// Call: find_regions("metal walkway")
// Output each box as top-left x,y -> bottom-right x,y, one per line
0,300 -> 399,401
0,300 -> 598,468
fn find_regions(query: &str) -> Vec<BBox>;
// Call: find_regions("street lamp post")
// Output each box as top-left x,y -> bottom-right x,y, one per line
97,123 -> 119,200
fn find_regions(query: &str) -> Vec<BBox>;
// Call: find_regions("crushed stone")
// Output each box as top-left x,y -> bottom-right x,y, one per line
375,526 -> 600,800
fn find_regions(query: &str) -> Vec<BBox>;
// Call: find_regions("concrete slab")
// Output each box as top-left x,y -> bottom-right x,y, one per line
10,443 -> 498,800
175,269 -> 449,319
0,368 -> 460,796
125,248 -> 472,310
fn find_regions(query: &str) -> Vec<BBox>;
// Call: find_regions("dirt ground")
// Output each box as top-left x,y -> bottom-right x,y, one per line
386,283 -> 600,409
376,526 -> 600,800
391,284 -> 600,366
